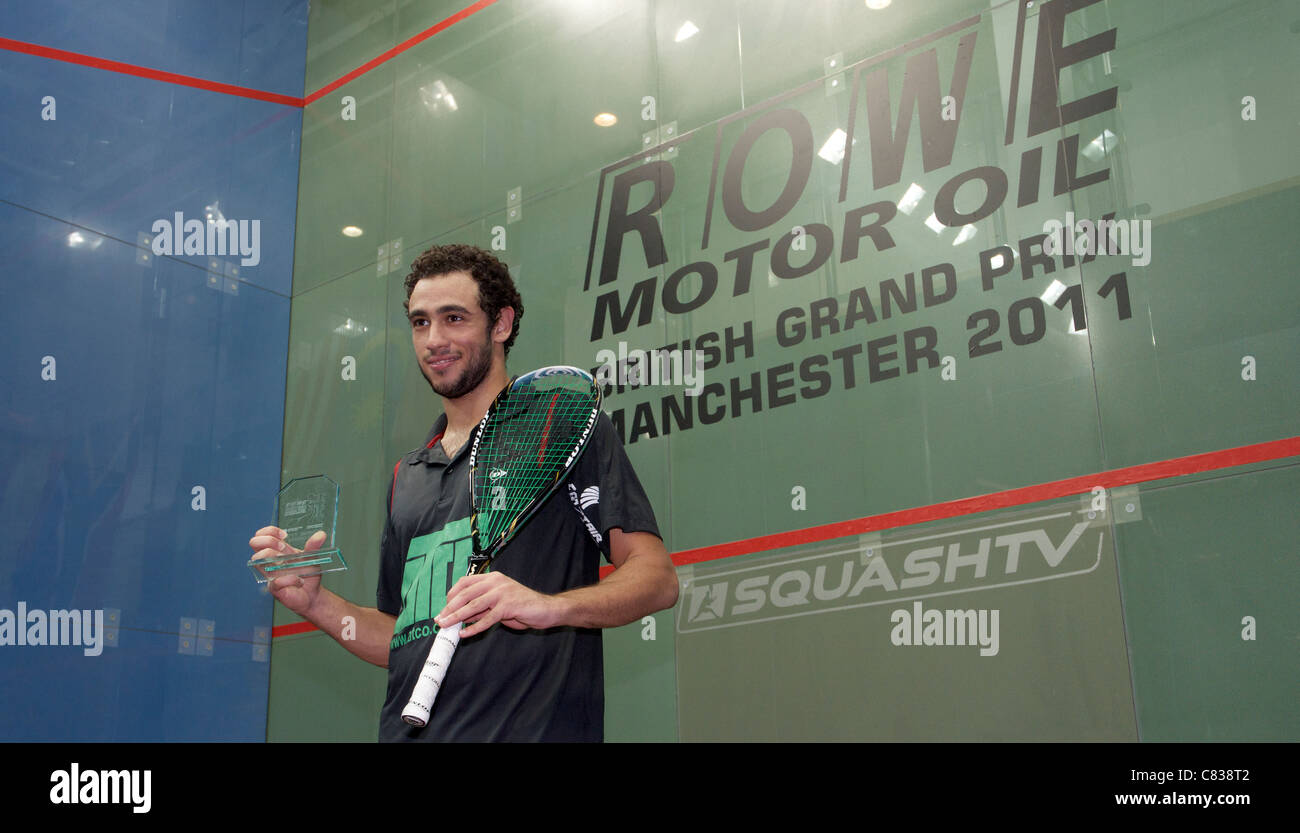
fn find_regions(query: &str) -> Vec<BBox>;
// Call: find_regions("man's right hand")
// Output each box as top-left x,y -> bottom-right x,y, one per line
249,526 -> 328,617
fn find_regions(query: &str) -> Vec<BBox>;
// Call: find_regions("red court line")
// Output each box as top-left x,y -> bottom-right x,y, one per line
0,37 -> 303,106
663,435 -> 1300,570
275,436 -> 1299,634
271,621 -> 319,638
303,0 -> 502,105
0,0 -> 501,107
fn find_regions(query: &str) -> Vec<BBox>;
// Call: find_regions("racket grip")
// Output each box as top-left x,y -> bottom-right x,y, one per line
400,622 -> 463,727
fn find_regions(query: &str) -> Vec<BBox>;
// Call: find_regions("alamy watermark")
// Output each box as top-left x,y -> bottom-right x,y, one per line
50,763 -> 151,813
595,341 -> 705,395
1042,211 -> 1151,267
890,601 -> 999,656
151,211 -> 261,266
0,602 -> 104,656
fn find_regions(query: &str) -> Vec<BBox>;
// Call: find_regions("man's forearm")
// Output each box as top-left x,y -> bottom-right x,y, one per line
302,589 -> 395,668
437,529 -> 679,637
552,553 -> 679,630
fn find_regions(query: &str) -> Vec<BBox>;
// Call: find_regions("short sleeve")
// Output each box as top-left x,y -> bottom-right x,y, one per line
572,412 -> 662,559
376,465 -> 403,616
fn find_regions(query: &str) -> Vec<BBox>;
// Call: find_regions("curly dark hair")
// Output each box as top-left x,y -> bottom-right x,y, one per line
403,244 -> 523,357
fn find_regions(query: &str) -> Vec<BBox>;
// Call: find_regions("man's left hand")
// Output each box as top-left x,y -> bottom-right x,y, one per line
436,572 -> 565,638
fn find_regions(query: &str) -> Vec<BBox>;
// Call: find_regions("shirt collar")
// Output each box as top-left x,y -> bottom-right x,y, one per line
411,413 -> 481,467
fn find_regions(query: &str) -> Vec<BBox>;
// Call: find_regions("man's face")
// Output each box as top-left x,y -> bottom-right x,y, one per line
407,271 -> 499,400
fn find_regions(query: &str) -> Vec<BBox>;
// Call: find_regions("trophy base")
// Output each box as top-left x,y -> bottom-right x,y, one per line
248,548 -> 348,584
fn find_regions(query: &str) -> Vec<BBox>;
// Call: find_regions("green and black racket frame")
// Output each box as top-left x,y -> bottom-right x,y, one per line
401,366 -> 603,727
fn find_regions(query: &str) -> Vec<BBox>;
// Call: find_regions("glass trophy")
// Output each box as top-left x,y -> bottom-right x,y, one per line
248,475 -> 348,583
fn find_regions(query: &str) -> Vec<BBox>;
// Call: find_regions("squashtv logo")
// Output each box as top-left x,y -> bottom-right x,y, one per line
678,506 -> 1105,633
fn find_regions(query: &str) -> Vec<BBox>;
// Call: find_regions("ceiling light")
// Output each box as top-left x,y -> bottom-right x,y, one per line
342,226 -> 363,238
594,112 -> 618,127
66,231 -> 103,249
334,317 -> 369,335
818,129 -> 848,164
898,183 -> 925,215
675,21 -> 700,42
1081,129 -> 1117,161
1040,280 -> 1067,305
419,80 -> 457,114
204,200 -> 226,225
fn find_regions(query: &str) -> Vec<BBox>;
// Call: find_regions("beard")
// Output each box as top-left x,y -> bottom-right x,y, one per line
422,328 -> 494,399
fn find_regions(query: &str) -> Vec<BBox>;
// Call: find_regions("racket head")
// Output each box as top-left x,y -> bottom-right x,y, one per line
468,366 -> 602,563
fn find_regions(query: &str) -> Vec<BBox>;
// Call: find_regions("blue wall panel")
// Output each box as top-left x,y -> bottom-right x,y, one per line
0,48 -> 301,294
0,0 -> 307,96
0,0 -> 306,740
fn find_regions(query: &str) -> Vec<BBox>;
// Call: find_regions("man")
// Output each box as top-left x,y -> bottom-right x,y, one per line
249,244 -> 678,741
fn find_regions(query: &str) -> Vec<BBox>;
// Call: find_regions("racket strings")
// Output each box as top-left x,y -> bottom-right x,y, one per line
472,382 -> 597,550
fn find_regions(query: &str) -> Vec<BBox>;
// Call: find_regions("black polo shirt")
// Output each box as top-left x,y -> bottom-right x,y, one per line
376,410 -> 660,742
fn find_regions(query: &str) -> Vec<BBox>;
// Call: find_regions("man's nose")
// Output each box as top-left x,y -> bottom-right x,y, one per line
422,322 -> 449,352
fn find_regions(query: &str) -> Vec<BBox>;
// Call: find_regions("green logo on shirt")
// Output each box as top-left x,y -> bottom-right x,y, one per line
390,517 -> 473,648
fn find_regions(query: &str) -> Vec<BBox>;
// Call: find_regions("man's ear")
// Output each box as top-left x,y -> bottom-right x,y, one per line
492,307 -> 516,344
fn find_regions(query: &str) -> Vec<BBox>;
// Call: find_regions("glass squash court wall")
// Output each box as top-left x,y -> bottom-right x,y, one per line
4,0 -> 1290,743
0,1 -> 307,738
273,0 -> 1299,741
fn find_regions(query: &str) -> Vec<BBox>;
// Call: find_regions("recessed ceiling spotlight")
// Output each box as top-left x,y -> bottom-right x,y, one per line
818,129 -> 848,164
66,231 -> 103,249
594,112 -> 618,127
1040,280 -> 1067,305
952,224 -> 977,246
898,183 -> 925,215
419,79 -> 457,114
342,226 -> 364,237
